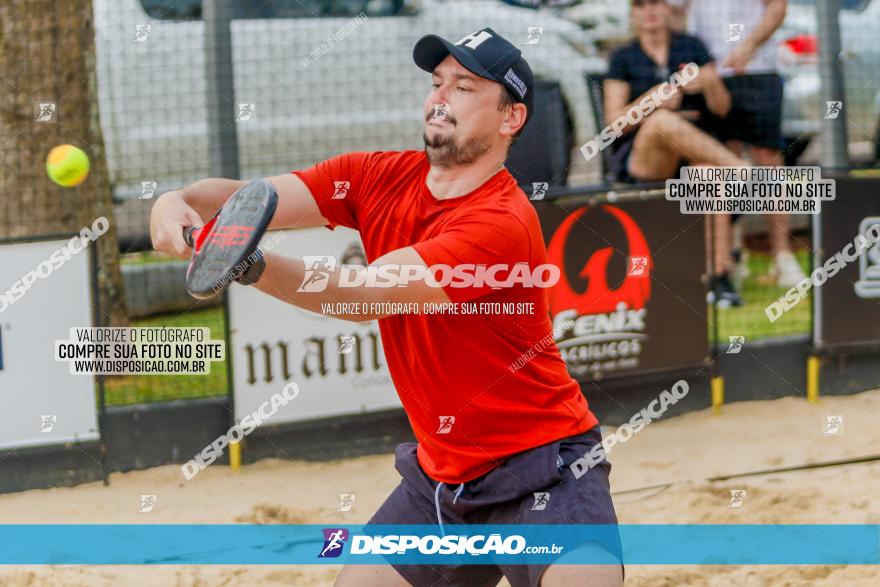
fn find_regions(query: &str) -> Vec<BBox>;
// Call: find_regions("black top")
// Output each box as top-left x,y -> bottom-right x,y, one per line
607,33 -> 715,125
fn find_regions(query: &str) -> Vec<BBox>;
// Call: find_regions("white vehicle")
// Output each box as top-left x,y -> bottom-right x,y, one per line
93,0 -> 606,221
563,0 -> 880,165
780,0 -> 880,163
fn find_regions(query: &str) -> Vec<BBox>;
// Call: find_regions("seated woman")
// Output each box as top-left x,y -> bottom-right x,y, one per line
604,0 -> 749,306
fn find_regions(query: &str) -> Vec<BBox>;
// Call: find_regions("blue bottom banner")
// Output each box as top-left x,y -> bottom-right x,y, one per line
0,524 -> 877,565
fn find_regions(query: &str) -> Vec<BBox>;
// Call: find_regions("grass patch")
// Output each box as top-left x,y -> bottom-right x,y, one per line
709,249 -> 812,342
120,250 -> 179,266
102,306 -> 229,406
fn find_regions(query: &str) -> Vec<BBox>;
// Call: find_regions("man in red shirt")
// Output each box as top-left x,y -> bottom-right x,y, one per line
151,27 -> 621,587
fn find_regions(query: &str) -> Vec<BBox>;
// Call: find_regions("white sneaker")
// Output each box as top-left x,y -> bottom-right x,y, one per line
772,251 -> 807,288
733,249 -> 750,290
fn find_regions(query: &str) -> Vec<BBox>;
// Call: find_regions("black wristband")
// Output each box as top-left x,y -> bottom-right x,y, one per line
234,248 -> 266,286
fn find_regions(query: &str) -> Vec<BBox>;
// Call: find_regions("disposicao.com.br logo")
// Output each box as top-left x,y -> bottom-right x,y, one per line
317,528 -> 560,557
298,257 -> 561,292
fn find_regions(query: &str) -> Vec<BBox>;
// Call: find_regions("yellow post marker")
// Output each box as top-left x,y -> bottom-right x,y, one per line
229,441 -> 242,471
807,356 -> 820,404
711,376 -> 724,415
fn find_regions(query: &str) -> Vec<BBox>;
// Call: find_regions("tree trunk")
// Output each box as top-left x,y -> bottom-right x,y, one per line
0,0 -> 127,326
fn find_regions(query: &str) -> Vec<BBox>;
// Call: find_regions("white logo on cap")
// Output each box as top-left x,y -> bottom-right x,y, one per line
504,68 -> 527,99
456,30 -> 493,50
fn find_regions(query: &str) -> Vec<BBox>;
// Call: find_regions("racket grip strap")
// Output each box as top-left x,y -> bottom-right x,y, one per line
183,226 -> 197,248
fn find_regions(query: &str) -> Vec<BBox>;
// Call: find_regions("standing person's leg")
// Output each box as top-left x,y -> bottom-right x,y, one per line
627,110 -> 746,306
707,213 -> 733,276
724,140 -> 750,288
728,73 -> 804,287
749,145 -> 806,287
705,211 -> 740,307
751,147 -> 789,257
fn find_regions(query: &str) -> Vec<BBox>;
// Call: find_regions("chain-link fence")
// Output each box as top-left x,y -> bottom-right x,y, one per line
697,0 -> 879,348
3,0 -> 877,405
91,0 -> 609,406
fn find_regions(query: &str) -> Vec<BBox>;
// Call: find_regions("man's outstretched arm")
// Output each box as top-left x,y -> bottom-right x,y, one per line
150,172 -> 330,258
253,245 -> 452,322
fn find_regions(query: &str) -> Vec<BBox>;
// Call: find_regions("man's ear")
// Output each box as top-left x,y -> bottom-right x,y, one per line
501,103 -> 527,138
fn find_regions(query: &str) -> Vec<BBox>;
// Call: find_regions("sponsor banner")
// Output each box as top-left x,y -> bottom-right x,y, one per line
535,196 -> 708,380
816,176 -> 880,349
0,238 -> 99,450
0,524 -> 877,564
228,227 -> 399,425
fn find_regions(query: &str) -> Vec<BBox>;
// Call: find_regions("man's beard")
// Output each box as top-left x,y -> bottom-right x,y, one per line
423,127 -> 492,167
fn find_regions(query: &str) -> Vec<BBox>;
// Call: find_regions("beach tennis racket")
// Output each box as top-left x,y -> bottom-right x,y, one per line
183,179 -> 278,299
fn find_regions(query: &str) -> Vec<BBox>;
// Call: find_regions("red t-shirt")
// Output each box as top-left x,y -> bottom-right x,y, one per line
293,150 -> 597,483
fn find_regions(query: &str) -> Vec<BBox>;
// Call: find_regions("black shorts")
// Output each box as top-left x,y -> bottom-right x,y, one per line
609,112 -> 718,183
609,135 -> 640,184
721,73 -> 784,150
366,426 -> 622,586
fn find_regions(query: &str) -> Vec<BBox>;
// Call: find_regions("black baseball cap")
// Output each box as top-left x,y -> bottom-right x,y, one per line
413,27 -> 534,125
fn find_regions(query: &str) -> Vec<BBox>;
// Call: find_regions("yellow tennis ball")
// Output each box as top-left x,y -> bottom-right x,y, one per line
46,144 -> 90,187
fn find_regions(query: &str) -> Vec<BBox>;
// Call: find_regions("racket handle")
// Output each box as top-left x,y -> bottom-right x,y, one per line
183,226 -> 198,248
